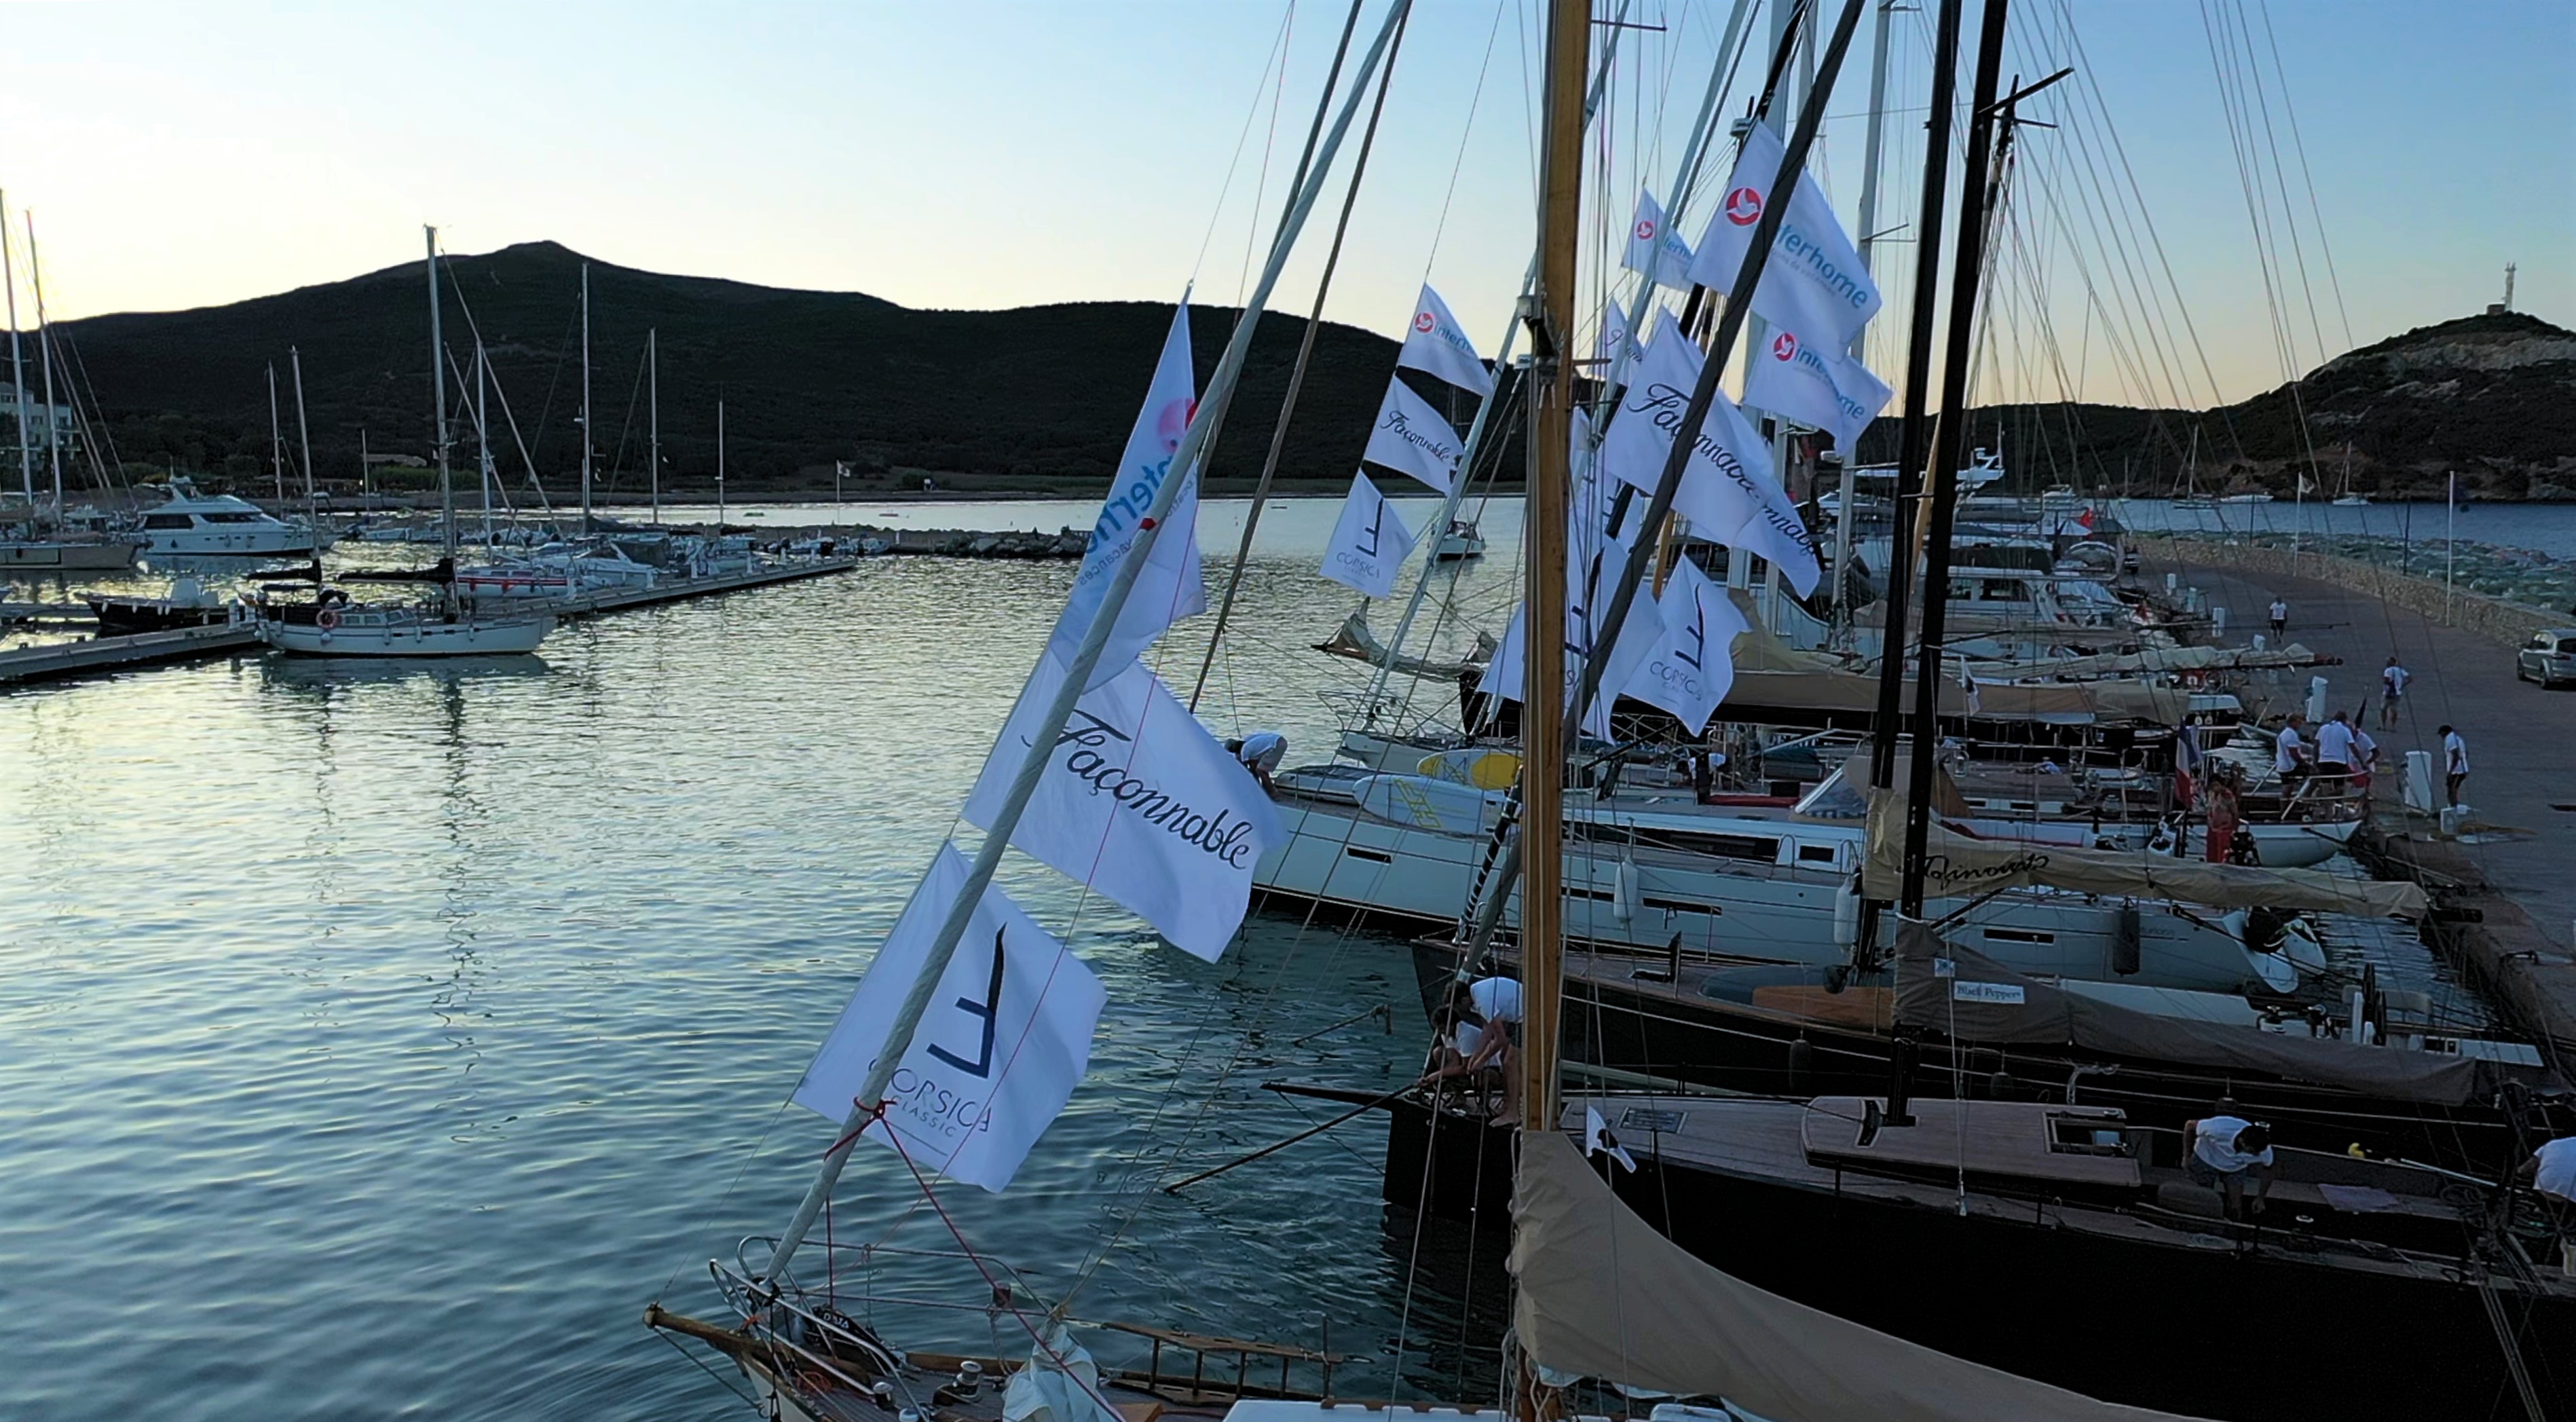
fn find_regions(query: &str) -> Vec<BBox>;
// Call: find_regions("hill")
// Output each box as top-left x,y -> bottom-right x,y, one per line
25,241 -> 1449,504
1855,311 -> 2576,500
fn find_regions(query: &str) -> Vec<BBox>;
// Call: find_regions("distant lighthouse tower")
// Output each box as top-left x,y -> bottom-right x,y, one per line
2489,263 -> 2517,316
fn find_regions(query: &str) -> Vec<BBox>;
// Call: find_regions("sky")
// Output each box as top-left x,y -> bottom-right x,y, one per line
1,0 -> 2569,409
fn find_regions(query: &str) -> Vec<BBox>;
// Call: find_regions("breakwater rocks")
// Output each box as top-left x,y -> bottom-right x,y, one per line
850,527 -> 1087,559
2140,537 -> 2566,650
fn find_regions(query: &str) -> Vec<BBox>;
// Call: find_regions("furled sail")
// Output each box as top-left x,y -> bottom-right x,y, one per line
1510,1130 -> 2212,1421
1861,791 -> 2428,919
1313,608 -> 1495,681
1889,926 -> 2514,1107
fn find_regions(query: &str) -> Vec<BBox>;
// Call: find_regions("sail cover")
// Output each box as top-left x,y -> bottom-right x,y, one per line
1861,792 -> 2428,920
1889,927 -> 2508,1107
1510,1130 -> 2213,1421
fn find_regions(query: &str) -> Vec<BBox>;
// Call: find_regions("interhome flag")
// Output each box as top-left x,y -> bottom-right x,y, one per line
1049,301 -> 1205,688
1397,284 -> 1494,397
1620,189 -> 1696,291
1689,121 -> 1883,345
1362,375 -> 1466,495
1320,472 -> 1415,599
1598,314 -> 1822,595
965,654 -> 1282,962
793,842 -> 1105,1193
1743,317 -> 1892,450
1622,556 -> 1750,735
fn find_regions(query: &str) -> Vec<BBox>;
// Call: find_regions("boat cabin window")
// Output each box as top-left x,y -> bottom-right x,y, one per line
202,511 -> 265,524
1792,766 -> 1869,820
1628,827 -> 1782,863
1795,843 -> 1839,867
2049,1115 -> 2129,1157
1978,578 -> 2025,602
143,514 -> 193,529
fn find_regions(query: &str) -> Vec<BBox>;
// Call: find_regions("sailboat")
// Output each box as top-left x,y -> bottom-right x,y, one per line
1,197 -> 146,572
255,229 -> 552,658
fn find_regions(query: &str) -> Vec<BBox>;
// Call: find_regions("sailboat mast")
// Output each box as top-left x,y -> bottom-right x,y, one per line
290,347 -> 316,534
715,398 -> 725,531
1832,0 -> 1900,639
580,263 -> 593,534
1899,0 -> 2019,916
28,215 -> 63,513
1,190 -> 30,510
428,227 -> 455,562
1518,0 -> 1589,1137
757,0 -> 1415,1289
267,364 -> 284,506
648,328 -> 659,526
477,342 -> 493,545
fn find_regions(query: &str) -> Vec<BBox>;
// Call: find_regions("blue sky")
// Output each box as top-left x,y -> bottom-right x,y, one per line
1,1 -> 2566,407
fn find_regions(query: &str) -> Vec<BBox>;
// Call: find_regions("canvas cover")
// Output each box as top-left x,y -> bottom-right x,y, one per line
1510,1130 -> 2212,1421
1861,791 -> 2427,920
1890,926 -> 2501,1107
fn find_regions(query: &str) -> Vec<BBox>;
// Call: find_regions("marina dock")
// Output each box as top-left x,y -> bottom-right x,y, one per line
2153,544 -> 2576,1060
0,557 -> 861,689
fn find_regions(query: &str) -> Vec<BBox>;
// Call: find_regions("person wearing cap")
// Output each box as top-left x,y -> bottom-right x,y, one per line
2184,1114 -> 2275,1220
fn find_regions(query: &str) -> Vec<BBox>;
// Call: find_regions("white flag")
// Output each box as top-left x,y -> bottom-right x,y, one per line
965,655 -> 1282,962
1482,455 -> 1659,741
1320,472 -> 1415,599
1620,189 -> 1696,291
1397,284 -> 1494,397
1744,318 -> 1892,451
1622,556 -> 1749,734
1584,1105 -> 1637,1172
1049,301 -> 1205,688
793,842 -> 1105,1193
1363,375 -> 1466,495
1594,301 -> 1637,365
1599,314 -> 1822,595
1688,121 -> 1882,345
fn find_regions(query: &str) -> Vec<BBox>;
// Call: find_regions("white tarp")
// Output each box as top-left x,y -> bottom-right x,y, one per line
1362,375 -> 1467,495
1320,472 -> 1415,599
1743,316 -> 1892,451
1599,314 -> 1821,595
1397,283 -> 1494,397
1047,301 -> 1205,688
1689,120 -> 1882,345
1624,555 -> 1751,734
1622,187 -> 1696,291
793,843 -> 1104,1193
966,654 -> 1283,961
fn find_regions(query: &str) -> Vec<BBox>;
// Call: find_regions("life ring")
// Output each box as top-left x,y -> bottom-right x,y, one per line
316,608 -> 341,633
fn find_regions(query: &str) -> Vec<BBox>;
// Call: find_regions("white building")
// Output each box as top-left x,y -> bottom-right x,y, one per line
0,379 -> 81,456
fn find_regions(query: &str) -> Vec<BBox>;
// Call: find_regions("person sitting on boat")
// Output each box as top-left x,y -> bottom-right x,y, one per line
1436,976 -> 1525,1124
1226,730 -> 1288,792
2184,1115 -> 2274,1220
2518,1135 -> 2576,1271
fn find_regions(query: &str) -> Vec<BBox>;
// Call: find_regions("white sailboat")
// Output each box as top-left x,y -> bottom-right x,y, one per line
1,197 -> 146,572
258,228 -> 551,658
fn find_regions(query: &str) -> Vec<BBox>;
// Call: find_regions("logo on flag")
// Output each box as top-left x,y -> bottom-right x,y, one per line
1413,310 -> 1435,333
1724,185 -> 1763,225
1320,472 -> 1415,600
1772,331 -> 1798,362
1635,217 -> 1657,242
1394,284 -> 1495,398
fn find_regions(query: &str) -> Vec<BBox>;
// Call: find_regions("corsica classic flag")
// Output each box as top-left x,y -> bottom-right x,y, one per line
1622,554 -> 1751,735
1687,119 -> 1882,347
1047,300 -> 1206,689
1396,284 -> 1494,397
1362,375 -> 1466,495
793,842 -> 1106,1193
1743,318 -> 1892,451
1320,472 -> 1415,600
1597,312 -> 1822,595
965,654 -> 1283,962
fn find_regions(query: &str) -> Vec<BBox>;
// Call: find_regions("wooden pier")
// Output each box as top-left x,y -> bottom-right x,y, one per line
1,557 -> 862,690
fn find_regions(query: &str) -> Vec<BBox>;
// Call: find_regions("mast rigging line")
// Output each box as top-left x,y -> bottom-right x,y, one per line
760,0 -> 1419,1292
1189,0 -> 1413,713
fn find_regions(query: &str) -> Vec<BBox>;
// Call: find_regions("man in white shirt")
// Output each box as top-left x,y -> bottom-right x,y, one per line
2440,724 -> 2470,808
1226,730 -> 1289,792
2314,711 -> 2356,791
2379,656 -> 2410,730
2273,714 -> 2311,791
2518,1135 -> 2576,1271
2184,1115 -> 2275,1220
2268,597 -> 2289,639
1439,975 -> 1526,1123
2349,723 -> 2379,796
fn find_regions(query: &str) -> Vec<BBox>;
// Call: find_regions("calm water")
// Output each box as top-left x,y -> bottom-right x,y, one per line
0,499 -> 1518,1420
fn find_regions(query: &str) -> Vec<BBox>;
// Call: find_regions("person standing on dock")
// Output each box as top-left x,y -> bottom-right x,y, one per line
2268,597 -> 2289,641
2441,724 -> 2471,808
2184,1115 -> 2274,1220
2379,656 -> 2410,730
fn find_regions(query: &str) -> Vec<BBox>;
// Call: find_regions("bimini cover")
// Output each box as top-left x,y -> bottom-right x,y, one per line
1509,1129 -> 2214,1421
1861,791 -> 2427,920
1890,925 -> 2504,1107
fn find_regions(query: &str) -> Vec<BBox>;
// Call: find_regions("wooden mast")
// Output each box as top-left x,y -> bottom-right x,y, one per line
1519,0 -> 1588,1138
